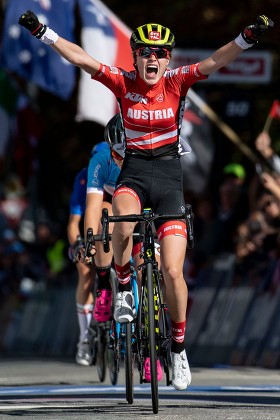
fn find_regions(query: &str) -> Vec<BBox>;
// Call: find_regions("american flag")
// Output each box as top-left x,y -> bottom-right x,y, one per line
0,0 -> 76,100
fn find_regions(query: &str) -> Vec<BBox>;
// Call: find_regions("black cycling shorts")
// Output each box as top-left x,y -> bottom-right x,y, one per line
103,191 -> 112,204
115,155 -> 185,230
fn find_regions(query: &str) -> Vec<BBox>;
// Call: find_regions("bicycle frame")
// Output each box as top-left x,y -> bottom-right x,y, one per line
85,231 -> 117,384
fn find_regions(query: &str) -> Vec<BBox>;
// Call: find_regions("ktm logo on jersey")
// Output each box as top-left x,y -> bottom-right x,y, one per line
125,92 -> 148,104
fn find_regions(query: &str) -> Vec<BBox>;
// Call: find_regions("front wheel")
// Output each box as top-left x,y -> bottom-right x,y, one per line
146,263 -> 159,414
125,322 -> 134,404
107,320 -> 119,385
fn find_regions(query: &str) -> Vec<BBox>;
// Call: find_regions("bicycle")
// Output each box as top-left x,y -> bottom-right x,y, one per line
85,230 -> 138,389
101,204 -> 194,414
85,230 -> 117,384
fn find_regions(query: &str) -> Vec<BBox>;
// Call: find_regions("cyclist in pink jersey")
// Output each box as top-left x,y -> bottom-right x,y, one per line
19,11 -> 273,391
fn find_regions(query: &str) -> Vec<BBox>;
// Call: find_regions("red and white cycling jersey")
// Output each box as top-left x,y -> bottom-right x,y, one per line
92,63 -> 207,157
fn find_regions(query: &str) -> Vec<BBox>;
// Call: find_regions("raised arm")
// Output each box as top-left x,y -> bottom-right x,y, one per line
18,10 -> 100,76
260,172 -> 280,201
199,15 -> 274,75
52,37 -> 100,76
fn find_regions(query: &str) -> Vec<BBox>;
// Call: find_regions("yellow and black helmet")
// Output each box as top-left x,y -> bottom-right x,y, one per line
130,23 -> 175,51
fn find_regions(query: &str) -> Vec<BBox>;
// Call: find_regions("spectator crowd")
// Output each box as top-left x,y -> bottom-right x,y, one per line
1,130 -> 280,309
185,130 -> 280,294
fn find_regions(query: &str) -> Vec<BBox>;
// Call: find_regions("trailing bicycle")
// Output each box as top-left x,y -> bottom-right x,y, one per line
85,229 -> 118,384
107,262 -> 139,402
85,229 -> 139,389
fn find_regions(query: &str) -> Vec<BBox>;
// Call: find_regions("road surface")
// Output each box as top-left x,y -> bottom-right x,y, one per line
0,358 -> 279,419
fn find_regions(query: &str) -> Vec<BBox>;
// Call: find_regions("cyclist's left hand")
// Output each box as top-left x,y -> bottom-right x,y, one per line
68,239 -> 83,263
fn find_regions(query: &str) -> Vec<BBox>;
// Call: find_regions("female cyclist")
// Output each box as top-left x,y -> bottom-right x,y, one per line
19,11 -> 273,391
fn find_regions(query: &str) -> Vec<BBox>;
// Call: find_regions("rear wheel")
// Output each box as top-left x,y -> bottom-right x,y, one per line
107,348 -> 118,385
107,269 -> 119,384
90,323 -> 98,366
92,338 -> 97,366
96,325 -> 107,382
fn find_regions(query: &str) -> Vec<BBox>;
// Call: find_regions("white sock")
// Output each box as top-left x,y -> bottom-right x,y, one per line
77,303 -> 93,342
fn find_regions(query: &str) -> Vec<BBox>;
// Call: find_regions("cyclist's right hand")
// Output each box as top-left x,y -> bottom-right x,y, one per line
83,228 -> 97,264
83,243 -> 97,265
18,10 -> 47,38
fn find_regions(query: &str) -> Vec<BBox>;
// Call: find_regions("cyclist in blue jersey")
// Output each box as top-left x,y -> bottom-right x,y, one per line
68,116 -> 126,365
67,141 -> 110,366
84,115 -> 124,324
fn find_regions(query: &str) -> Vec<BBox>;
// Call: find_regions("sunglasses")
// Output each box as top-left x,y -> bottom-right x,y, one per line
135,47 -> 171,59
111,149 -> 124,161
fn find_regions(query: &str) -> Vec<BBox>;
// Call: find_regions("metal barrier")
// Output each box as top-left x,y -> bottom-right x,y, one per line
1,253 -> 280,368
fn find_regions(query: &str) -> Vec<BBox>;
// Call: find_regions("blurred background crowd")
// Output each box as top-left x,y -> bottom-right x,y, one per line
0,0 -> 280,354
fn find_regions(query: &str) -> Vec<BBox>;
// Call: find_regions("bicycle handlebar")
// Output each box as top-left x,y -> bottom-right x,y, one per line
85,229 -> 112,258
101,209 -> 109,254
85,228 -> 94,258
101,205 -> 194,253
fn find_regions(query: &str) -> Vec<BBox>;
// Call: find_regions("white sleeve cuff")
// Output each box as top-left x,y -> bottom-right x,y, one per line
40,27 -> 59,45
234,33 -> 253,50
270,155 -> 280,174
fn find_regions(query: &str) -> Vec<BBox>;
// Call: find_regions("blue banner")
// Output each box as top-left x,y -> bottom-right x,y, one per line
0,0 -> 76,100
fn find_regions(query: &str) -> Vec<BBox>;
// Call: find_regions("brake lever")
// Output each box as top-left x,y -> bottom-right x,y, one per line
85,228 -> 94,257
101,208 -> 110,253
185,204 -> 194,249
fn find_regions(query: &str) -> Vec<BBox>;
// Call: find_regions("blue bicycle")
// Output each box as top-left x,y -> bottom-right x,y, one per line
85,229 -> 139,396
107,262 -> 139,403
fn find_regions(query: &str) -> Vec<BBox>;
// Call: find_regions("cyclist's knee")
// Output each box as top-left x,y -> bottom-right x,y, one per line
114,221 -> 136,239
162,265 -> 181,284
